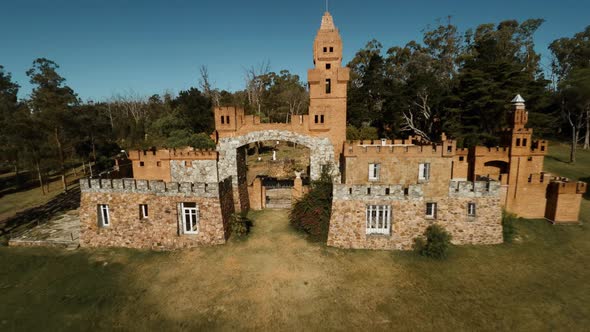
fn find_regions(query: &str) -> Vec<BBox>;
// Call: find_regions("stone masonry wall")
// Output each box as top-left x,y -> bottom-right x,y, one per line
170,159 -> 218,183
79,178 -> 233,250
328,181 -> 503,250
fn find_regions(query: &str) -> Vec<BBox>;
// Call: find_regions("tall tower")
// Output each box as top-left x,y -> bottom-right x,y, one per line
307,12 -> 349,155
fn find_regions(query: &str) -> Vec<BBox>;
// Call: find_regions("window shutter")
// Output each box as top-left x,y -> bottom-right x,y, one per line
419,163 -> 425,180
177,203 -> 183,235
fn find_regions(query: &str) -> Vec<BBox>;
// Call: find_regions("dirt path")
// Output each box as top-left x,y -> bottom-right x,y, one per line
125,209 -> 406,330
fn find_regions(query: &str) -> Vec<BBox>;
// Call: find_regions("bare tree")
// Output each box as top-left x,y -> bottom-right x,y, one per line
244,61 -> 271,118
401,90 -> 434,142
584,110 -> 589,150
111,91 -> 148,126
199,65 -> 220,107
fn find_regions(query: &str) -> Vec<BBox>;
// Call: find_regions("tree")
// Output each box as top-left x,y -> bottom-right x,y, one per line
550,26 -> 590,153
558,68 -> 590,162
26,58 -> 78,185
0,66 -> 22,174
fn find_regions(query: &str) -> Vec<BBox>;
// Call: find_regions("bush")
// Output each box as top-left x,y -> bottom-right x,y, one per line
502,211 -> 517,243
414,224 -> 452,259
230,212 -> 253,238
289,166 -> 333,242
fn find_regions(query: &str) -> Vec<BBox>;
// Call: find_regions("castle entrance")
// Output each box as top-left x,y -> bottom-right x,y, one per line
216,130 -> 337,212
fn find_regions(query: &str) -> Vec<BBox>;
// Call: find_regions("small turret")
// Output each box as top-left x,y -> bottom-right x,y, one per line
510,94 -> 528,129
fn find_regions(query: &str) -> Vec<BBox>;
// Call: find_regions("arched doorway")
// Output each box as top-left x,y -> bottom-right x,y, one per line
217,130 -> 338,211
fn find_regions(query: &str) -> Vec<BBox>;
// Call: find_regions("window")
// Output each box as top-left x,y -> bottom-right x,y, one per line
156,161 -> 161,167
181,202 -> 199,234
366,205 -> 391,235
320,115 -> 324,123
425,202 -> 437,219
139,204 -> 149,220
385,188 -> 390,195
226,116 -> 230,124
527,156 -> 533,161
323,46 -> 327,52
329,46 -> 334,52
467,203 -> 476,217
368,163 -> 380,181
418,163 -> 430,181
139,161 -> 145,167
314,115 -> 319,123
459,156 -> 465,162
98,204 -> 110,227
326,63 -> 331,70
522,138 -> 527,147
325,79 -> 331,94
516,138 -> 521,146
221,115 -> 225,124
185,160 -> 191,167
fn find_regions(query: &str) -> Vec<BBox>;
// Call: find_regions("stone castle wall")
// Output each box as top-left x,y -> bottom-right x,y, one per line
79,178 -> 234,250
327,181 -> 503,250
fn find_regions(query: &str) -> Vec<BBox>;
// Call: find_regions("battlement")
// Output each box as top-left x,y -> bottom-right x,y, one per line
527,172 -> 554,184
332,183 -> 423,200
548,180 -> 588,195
343,139 -> 457,157
128,148 -> 217,161
473,146 -> 510,157
531,140 -> 548,154
80,178 -> 220,198
448,180 -> 500,197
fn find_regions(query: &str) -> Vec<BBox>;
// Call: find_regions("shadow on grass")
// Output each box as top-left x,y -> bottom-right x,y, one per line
545,154 -> 570,164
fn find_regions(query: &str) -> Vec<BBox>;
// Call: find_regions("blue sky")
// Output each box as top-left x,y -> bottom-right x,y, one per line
1,0 -> 588,101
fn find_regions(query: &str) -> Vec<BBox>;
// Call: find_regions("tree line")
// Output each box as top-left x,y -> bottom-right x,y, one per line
0,18 -> 589,192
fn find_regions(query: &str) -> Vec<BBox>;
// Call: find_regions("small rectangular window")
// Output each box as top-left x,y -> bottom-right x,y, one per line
329,46 -> 334,52
527,156 -> 533,161
221,116 -> 225,124
181,202 -> 199,234
459,156 -> 465,161
323,46 -> 327,52
98,204 -> 110,227
419,163 -> 430,181
366,205 -> 391,235
516,138 -> 521,146
385,188 -> 390,195
226,116 -> 230,124
522,138 -> 527,147
468,203 -> 476,217
326,63 -> 331,69
426,202 -> 437,219
325,79 -> 331,94
139,161 -> 144,167
139,204 -> 149,220
156,161 -> 161,167
368,163 -> 380,181
314,115 -> 319,123
320,115 -> 324,123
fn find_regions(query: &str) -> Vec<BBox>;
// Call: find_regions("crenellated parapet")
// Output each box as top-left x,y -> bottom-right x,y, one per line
128,148 -> 218,161
343,138 -> 458,158
548,180 -> 587,195
332,183 -> 423,200
80,178 -> 220,198
448,180 -> 500,198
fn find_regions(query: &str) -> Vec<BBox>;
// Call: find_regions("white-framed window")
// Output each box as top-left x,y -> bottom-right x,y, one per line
366,205 -> 391,235
419,163 -> 431,181
98,204 -> 110,227
180,202 -> 199,234
468,202 -> 476,217
139,204 -> 149,220
368,163 -> 380,181
425,202 -> 437,219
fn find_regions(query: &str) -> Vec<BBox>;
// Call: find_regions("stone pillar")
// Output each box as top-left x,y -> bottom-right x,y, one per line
292,171 -> 304,201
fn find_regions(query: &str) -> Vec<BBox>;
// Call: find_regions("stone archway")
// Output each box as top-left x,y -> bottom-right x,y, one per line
217,130 -> 339,211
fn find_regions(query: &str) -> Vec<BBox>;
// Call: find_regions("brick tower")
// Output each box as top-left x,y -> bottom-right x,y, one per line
307,11 -> 350,156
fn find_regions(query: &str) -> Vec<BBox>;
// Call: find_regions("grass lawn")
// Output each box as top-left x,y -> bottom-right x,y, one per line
0,143 -> 588,331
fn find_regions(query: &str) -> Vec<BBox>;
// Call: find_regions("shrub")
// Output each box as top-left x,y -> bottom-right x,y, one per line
414,224 -> 452,259
502,211 -> 517,243
230,212 -> 253,238
289,165 -> 333,242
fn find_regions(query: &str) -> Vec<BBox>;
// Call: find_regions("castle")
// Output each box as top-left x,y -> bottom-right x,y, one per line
79,12 -> 586,250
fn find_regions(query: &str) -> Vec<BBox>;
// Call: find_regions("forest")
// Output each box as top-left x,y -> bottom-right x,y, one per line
0,19 -> 589,188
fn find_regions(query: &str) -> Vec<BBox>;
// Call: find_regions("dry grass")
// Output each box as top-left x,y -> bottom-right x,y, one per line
0,143 -> 588,330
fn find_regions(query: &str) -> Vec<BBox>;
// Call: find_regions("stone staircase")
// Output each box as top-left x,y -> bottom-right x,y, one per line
265,188 -> 292,209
